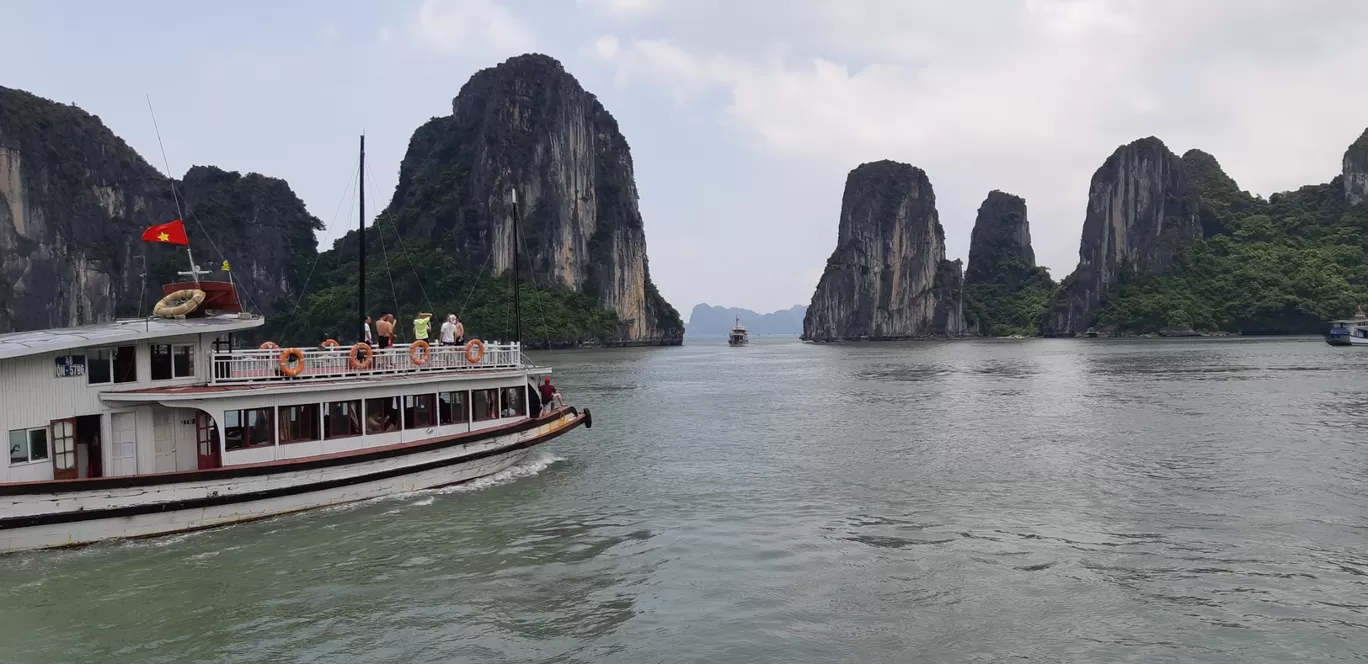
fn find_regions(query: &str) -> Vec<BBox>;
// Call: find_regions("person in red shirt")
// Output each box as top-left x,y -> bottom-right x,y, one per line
539,377 -> 563,416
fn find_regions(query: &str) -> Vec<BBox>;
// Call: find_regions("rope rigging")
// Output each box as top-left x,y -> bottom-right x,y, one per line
145,95 -> 264,318
290,156 -> 359,314
365,161 -> 434,317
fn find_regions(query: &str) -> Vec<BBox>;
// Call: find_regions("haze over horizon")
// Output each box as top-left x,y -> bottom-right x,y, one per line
5,0 -> 1367,314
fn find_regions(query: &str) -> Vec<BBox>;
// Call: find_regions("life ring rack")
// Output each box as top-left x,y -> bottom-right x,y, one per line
464,339 -> 485,364
409,340 -> 431,366
348,343 -> 373,370
278,348 -> 306,377
153,289 -> 206,318
321,339 -> 340,349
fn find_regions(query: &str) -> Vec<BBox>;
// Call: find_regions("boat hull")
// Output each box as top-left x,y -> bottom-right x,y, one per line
1325,334 -> 1368,346
0,409 -> 589,554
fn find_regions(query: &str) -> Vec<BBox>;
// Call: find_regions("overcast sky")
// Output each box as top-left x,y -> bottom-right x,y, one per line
5,0 -> 1368,314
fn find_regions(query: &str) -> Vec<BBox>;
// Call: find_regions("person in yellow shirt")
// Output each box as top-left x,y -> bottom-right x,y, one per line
412,312 -> 434,342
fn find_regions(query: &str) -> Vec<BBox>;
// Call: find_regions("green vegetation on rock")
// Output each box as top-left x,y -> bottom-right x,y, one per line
1095,176 -> 1368,334
965,262 -> 1055,336
263,225 -> 625,348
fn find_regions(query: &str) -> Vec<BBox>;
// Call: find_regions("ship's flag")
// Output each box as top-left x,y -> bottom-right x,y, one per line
141,219 -> 189,246
221,260 -> 231,272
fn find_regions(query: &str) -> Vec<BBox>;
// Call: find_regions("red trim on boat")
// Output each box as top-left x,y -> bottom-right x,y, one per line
0,408 -> 582,495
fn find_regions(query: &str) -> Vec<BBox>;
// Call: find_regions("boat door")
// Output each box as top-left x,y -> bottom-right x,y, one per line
110,412 -> 138,476
195,411 -> 221,470
49,418 -> 78,480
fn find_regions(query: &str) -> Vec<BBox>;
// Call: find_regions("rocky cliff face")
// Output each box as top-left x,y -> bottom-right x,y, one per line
964,190 -> 1035,286
1045,137 -> 1201,336
1345,128 -> 1368,206
0,86 -> 317,332
176,166 -> 322,314
382,53 -> 682,344
802,160 -> 972,341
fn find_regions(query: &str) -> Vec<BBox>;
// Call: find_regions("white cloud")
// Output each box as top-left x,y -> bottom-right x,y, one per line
576,0 -> 662,19
585,0 -> 1368,277
413,0 -> 536,55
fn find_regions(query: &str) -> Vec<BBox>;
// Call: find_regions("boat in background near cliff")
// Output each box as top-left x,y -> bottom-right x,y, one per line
1326,307 -> 1368,346
728,318 -> 749,347
0,137 -> 592,555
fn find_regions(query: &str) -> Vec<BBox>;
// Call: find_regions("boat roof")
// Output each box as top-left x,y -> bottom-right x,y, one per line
0,314 -> 264,361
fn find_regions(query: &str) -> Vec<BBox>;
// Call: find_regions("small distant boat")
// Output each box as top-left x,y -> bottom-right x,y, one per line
1326,307 -> 1368,346
727,317 -> 749,347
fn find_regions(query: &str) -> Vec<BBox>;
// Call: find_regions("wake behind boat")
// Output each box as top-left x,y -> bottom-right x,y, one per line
0,137 -> 592,554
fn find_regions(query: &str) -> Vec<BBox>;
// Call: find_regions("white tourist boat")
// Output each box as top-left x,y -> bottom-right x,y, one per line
1326,306 -> 1368,346
727,317 -> 749,347
0,137 -> 591,554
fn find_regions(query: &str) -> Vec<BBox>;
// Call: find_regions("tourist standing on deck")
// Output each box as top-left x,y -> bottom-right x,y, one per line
413,312 -> 434,343
454,316 -> 465,344
439,315 -> 458,346
376,314 -> 395,349
362,316 -> 374,346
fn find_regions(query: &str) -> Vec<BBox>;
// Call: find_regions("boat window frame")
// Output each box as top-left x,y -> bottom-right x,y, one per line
323,399 -> 363,440
472,388 -> 500,423
364,397 -> 402,435
403,393 -> 438,430
150,343 -> 196,381
499,386 -> 525,418
223,407 -> 275,450
8,427 -> 50,465
88,345 -> 138,385
439,390 -> 469,426
278,402 -> 322,444
111,345 -> 138,384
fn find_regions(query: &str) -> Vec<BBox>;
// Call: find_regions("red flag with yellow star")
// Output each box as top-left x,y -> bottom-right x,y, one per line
141,219 -> 189,246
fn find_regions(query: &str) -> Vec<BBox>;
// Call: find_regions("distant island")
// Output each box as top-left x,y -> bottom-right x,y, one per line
686,304 -> 807,336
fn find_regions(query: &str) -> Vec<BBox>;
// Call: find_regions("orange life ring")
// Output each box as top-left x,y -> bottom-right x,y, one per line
464,338 -> 485,364
348,343 -> 373,370
409,340 -> 431,366
260,341 -> 279,350
321,339 -> 340,349
279,348 -> 306,376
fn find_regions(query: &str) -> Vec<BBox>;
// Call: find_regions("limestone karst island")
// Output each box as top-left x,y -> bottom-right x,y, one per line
5,4 -> 1368,660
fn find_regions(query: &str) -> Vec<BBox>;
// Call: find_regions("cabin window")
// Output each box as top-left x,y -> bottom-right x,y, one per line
472,389 -> 500,422
8,428 -> 49,465
324,400 -> 363,439
113,345 -> 137,383
404,394 -> 437,430
88,346 -> 137,384
439,391 -> 468,425
279,403 -> 321,443
224,408 -> 274,450
500,387 -> 525,418
151,344 -> 195,380
87,349 -> 113,384
364,397 -> 401,434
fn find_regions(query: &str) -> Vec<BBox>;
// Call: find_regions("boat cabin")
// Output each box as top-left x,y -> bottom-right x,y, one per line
1,313 -> 542,485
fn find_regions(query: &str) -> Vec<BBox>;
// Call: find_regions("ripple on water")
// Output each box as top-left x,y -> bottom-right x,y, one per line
1,338 -> 1367,662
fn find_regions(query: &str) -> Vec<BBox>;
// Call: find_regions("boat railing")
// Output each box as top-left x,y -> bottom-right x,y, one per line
209,342 -> 522,385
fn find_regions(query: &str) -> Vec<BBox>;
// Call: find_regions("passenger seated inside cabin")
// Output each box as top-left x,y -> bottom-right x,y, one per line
364,397 -> 403,434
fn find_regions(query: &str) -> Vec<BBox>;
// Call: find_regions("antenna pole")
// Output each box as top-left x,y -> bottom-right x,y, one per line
359,135 -> 366,341
511,188 -> 522,347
